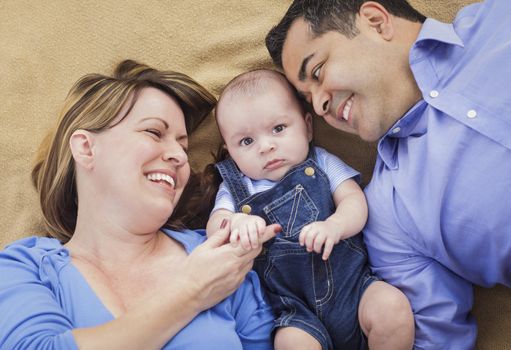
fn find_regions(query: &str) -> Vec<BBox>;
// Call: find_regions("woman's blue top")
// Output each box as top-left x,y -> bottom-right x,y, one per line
0,229 -> 274,349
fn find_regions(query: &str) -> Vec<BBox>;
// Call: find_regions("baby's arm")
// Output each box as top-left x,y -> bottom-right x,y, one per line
299,178 -> 368,260
207,209 -> 267,250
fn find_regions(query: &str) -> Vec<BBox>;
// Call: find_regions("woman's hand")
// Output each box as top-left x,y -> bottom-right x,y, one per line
180,221 -> 280,312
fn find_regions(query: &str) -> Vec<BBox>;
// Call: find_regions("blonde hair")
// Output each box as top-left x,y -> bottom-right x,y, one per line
32,60 -> 216,242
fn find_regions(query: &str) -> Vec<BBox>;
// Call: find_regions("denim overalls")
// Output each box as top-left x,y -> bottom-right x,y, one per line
215,151 -> 377,350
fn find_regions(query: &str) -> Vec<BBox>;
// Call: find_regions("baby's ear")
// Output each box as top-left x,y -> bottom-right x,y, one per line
69,130 -> 96,170
305,113 -> 313,142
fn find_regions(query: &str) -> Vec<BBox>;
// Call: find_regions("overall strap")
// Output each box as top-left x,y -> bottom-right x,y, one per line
215,158 -> 251,207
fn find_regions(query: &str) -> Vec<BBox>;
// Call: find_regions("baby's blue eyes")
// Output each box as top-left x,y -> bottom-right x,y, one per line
273,124 -> 285,133
240,137 -> 254,146
239,124 -> 286,146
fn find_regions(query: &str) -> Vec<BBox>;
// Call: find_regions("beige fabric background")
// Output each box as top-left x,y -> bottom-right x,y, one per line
1,0 -> 509,348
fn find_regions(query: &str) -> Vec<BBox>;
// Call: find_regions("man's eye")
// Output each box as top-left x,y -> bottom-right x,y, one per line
146,129 -> 162,138
312,64 -> 322,80
273,124 -> 286,134
240,137 -> 253,146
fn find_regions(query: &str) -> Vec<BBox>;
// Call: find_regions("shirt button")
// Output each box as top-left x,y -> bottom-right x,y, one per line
429,90 -> 439,98
241,204 -> 252,214
304,167 -> 315,176
392,127 -> 401,134
467,109 -> 477,118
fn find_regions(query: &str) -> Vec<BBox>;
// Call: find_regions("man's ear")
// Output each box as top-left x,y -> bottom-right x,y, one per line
69,130 -> 95,170
305,112 -> 314,142
359,1 -> 394,40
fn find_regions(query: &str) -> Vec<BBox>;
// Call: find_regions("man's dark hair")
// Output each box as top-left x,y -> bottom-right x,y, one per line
266,0 -> 426,68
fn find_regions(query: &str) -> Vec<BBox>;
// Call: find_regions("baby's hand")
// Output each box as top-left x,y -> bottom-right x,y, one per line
299,220 -> 343,260
230,213 -> 267,250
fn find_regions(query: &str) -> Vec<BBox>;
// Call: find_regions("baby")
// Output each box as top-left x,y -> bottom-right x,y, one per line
206,69 -> 414,350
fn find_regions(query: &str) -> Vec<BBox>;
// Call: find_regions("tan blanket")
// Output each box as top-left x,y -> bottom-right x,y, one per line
1,0 -> 509,348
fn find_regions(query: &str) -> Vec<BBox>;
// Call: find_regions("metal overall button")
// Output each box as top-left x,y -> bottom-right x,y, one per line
241,204 -> 252,214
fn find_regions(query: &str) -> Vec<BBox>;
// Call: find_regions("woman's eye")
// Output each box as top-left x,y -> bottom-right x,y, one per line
312,64 -> 322,80
145,129 -> 162,138
273,124 -> 286,134
240,137 -> 253,146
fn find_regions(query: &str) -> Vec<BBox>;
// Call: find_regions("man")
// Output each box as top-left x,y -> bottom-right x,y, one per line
265,0 -> 511,349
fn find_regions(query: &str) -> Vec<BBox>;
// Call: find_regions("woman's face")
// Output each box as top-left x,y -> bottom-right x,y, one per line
91,87 -> 190,232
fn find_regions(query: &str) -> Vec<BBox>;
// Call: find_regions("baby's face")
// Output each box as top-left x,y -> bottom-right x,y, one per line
217,80 -> 312,181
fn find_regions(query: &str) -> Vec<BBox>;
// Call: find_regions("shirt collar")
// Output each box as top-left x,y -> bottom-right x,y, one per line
377,100 -> 428,170
415,18 -> 464,48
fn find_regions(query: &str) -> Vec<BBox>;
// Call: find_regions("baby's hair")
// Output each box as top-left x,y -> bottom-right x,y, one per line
216,69 -> 307,118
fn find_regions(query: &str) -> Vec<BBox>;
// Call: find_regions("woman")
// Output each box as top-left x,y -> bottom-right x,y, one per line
0,60 -> 278,349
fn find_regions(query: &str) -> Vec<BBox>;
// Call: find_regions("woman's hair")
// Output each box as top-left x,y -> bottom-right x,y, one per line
31,59 -> 216,243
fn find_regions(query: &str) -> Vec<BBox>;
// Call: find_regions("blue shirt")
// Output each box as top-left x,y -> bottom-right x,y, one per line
363,0 -> 511,349
0,229 -> 274,350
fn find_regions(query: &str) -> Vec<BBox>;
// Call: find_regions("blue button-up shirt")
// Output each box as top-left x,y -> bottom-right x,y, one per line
363,1 -> 511,349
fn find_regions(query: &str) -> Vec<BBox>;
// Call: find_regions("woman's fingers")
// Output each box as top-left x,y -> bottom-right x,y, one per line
205,219 -> 231,248
260,223 -> 281,243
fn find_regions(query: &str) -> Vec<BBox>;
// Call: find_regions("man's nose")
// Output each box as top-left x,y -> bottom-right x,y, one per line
311,89 -> 330,117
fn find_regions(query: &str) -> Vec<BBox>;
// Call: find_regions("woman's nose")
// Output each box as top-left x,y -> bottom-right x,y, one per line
163,142 -> 188,166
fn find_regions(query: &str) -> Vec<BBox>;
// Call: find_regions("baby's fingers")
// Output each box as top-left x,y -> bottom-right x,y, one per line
248,221 -> 260,249
230,228 -> 240,247
304,228 -> 318,252
256,219 -> 266,237
239,226 -> 252,250
322,239 -> 335,261
313,232 -> 327,254
299,225 -> 312,246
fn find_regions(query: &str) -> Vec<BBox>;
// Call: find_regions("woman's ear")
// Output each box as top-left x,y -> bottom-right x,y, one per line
359,1 -> 394,40
305,112 -> 314,142
69,130 -> 95,170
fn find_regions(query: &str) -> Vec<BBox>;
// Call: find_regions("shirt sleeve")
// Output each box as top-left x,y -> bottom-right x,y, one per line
0,241 -> 79,350
211,181 -> 236,214
315,147 -> 360,193
230,271 -> 274,349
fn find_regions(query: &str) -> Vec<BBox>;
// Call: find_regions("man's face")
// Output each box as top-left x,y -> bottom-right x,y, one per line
281,17 -> 416,142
